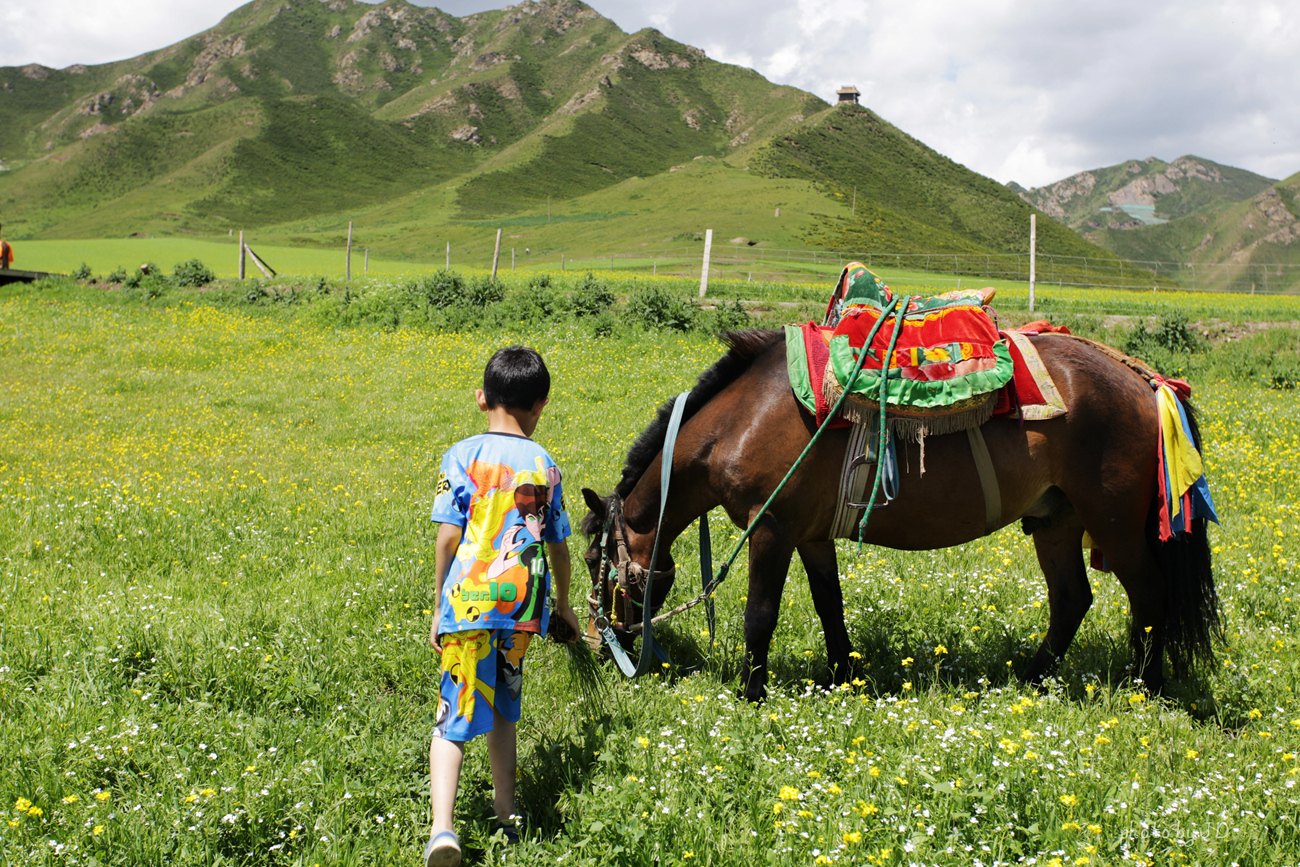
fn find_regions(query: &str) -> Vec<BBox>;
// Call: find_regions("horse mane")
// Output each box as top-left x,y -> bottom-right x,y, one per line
580,328 -> 782,535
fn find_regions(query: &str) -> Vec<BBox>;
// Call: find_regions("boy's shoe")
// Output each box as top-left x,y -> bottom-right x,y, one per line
425,829 -> 461,867
490,820 -> 521,845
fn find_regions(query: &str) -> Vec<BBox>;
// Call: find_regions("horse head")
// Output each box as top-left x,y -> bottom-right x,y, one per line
580,487 -> 676,643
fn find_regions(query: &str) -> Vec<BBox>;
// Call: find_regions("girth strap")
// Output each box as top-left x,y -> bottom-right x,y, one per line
966,426 -> 1001,535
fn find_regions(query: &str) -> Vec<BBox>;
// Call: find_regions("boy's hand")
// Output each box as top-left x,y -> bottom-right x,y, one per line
553,602 -> 581,644
430,612 -> 443,653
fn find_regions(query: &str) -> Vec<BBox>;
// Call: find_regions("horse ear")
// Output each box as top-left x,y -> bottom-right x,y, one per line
581,487 -> 606,520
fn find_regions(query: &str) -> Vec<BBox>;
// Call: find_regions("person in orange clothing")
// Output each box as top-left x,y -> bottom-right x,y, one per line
0,224 -> 13,270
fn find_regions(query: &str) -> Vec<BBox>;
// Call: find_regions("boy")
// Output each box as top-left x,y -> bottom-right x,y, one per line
0,223 -> 13,270
426,345 -> 580,867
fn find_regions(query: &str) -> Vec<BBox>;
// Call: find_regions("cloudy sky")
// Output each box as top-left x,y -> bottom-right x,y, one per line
3,0 -> 1294,188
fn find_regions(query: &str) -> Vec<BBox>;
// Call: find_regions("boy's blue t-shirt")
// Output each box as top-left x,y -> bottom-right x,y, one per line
432,432 -> 571,636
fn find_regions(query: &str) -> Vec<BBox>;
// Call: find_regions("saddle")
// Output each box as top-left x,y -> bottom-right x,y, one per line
821,263 -> 1014,439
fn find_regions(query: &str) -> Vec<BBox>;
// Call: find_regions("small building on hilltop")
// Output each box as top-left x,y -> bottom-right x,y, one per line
836,86 -> 860,104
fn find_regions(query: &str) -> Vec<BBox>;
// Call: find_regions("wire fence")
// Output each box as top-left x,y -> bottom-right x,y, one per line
538,244 -> 1300,295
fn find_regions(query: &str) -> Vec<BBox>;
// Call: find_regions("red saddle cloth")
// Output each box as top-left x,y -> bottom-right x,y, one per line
790,322 -> 1068,428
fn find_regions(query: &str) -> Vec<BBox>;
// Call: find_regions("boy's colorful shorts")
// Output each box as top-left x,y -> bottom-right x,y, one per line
433,629 -> 533,742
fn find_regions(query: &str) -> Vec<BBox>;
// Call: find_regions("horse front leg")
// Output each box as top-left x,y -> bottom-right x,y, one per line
797,539 -> 852,687
740,523 -> 796,703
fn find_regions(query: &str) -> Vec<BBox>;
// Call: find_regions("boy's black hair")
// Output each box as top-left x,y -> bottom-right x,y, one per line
483,345 -> 550,410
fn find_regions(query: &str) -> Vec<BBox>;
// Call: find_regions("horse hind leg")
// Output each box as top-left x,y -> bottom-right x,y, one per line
1069,502 -> 1168,691
1097,533 -> 1168,692
797,539 -> 852,687
1023,503 -> 1093,687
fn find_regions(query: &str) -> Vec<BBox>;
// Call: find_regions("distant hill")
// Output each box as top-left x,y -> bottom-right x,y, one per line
0,0 -> 1123,272
1086,171 -> 1300,290
1016,156 -> 1276,232
1014,157 -> 1300,289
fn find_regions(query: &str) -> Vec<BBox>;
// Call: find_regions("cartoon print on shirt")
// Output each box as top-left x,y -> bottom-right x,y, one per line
446,454 -> 556,627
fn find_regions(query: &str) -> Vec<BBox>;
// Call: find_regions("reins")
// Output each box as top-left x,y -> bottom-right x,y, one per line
593,297 -> 911,677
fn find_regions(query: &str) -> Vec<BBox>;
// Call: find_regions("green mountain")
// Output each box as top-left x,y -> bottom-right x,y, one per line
753,104 -> 1115,262
1016,156 -> 1276,231
0,0 -> 1123,272
1013,156 -> 1300,289
1086,171 -> 1300,291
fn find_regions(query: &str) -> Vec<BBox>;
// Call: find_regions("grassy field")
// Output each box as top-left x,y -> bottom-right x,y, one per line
2,278 -> 1299,866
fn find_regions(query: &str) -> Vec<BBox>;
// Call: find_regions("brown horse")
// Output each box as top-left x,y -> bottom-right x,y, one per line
580,329 -> 1219,702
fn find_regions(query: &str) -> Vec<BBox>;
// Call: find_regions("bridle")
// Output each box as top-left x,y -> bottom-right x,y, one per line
586,393 -> 696,677
589,493 -> 678,638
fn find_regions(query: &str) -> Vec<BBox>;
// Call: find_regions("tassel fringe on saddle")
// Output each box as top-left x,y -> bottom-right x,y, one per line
821,372 -> 999,441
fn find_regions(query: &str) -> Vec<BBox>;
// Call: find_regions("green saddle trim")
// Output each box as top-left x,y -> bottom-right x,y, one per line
784,324 -> 818,416
828,336 -> 1015,409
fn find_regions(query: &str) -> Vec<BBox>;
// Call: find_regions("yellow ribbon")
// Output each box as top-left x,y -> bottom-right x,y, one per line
1157,385 -> 1203,523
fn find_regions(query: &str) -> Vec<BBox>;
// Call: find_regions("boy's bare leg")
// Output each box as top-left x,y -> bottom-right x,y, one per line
485,708 -> 518,823
429,736 -> 465,834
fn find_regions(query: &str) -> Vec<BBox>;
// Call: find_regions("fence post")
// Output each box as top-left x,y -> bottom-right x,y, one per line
238,230 -> 246,280
699,229 -> 713,298
1028,214 -> 1037,314
512,248 -> 515,271
346,221 -> 353,281
364,248 -> 369,275
491,229 -> 502,281
446,242 -> 450,270
561,253 -> 566,271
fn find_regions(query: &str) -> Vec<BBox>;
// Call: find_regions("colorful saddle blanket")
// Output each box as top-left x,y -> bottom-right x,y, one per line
786,262 -> 1067,434
816,263 -> 1014,437
786,322 -> 1067,430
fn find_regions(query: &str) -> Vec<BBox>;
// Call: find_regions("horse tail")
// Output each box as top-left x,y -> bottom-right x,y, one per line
1149,398 -> 1222,679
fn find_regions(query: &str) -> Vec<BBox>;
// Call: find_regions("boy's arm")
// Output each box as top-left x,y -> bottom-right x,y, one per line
547,539 -> 581,643
431,522 -> 462,652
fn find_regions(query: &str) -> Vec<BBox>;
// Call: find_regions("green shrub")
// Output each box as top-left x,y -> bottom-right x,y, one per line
107,266 -> 128,284
464,275 -> 505,308
590,310 -> 616,337
71,263 -> 93,281
626,284 -> 698,332
409,270 -> 464,309
569,272 -> 614,318
122,263 -> 165,293
706,297 -> 751,333
173,258 -> 216,288
507,281 -> 560,321
1123,312 -> 1203,358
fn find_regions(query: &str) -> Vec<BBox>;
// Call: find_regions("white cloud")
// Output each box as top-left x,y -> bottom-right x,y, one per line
2,0 -> 1294,186
0,0 -> 234,70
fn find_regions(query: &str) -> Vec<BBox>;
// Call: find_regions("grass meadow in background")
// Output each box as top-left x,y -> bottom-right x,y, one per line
2,275 -> 1299,866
